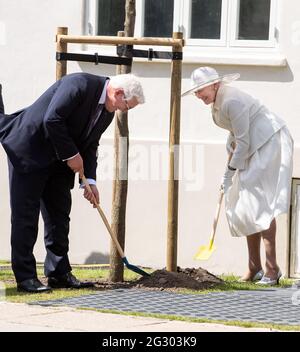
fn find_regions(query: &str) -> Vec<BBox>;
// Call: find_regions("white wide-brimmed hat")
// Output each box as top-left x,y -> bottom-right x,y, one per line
182,67 -> 240,97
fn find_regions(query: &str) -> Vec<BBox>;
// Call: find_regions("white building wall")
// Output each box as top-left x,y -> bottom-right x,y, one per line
0,0 -> 299,276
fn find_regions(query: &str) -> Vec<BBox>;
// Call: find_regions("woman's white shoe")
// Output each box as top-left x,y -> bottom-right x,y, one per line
238,269 -> 264,282
256,270 -> 282,286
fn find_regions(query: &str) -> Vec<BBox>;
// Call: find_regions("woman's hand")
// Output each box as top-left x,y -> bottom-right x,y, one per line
221,167 -> 236,193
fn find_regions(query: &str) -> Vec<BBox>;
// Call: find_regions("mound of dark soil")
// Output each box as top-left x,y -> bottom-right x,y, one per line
131,267 -> 223,292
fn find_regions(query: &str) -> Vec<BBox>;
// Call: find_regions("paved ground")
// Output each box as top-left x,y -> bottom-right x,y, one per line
33,287 -> 300,327
0,302 -> 282,332
1,266 -> 299,332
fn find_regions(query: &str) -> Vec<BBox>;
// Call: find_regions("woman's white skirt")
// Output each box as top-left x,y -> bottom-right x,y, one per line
225,126 -> 293,237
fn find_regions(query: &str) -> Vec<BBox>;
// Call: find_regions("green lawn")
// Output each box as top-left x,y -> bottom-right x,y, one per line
0,260 -> 10,265
0,267 -> 141,303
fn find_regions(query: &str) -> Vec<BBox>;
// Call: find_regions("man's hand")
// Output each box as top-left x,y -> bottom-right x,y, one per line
84,184 -> 100,208
67,154 -> 84,177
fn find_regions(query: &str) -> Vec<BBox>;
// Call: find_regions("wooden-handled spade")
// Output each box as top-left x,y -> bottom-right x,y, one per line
194,151 -> 234,261
81,175 -> 150,277
193,190 -> 223,260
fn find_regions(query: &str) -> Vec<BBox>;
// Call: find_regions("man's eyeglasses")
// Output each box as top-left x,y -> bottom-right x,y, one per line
124,99 -> 132,111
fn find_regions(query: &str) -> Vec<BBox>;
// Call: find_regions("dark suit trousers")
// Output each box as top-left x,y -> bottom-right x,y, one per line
8,160 -> 75,283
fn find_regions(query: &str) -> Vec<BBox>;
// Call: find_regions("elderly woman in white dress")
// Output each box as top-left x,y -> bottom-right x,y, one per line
182,67 -> 293,285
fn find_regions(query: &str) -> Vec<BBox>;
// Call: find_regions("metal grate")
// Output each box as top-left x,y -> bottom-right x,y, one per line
32,287 -> 300,326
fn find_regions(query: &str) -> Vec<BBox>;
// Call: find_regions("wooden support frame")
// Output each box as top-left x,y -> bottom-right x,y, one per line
167,32 -> 183,272
57,34 -> 183,47
56,27 -> 68,80
55,27 -> 184,273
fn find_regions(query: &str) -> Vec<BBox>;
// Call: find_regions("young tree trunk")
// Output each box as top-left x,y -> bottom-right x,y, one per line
110,0 -> 136,282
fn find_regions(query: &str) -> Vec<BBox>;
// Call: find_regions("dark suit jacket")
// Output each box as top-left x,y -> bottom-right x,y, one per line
0,73 -> 114,179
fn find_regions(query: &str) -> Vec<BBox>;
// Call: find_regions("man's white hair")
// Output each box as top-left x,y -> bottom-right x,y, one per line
109,74 -> 145,104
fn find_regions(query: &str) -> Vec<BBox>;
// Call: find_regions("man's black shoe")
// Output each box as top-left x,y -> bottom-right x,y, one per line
47,272 -> 94,289
17,278 -> 52,293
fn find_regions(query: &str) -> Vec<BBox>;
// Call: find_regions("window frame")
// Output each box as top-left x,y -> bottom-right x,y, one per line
228,0 -> 278,48
182,0 -> 229,47
87,0 -> 98,36
86,0 -> 280,58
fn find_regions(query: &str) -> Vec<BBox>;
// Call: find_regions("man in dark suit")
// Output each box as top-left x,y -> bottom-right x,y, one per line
0,73 -> 145,293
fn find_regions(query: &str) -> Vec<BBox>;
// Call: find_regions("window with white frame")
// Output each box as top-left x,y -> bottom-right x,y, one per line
89,0 -> 278,49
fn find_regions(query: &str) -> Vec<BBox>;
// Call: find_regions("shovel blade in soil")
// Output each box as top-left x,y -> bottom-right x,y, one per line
122,257 -> 150,277
194,244 -> 216,261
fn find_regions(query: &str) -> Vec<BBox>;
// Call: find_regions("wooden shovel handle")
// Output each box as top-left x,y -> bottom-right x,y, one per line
209,191 -> 224,244
209,151 -> 234,244
81,175 -> 125,258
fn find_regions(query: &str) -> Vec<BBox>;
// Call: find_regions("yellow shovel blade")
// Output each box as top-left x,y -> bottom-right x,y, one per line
194,240 -> 216,261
